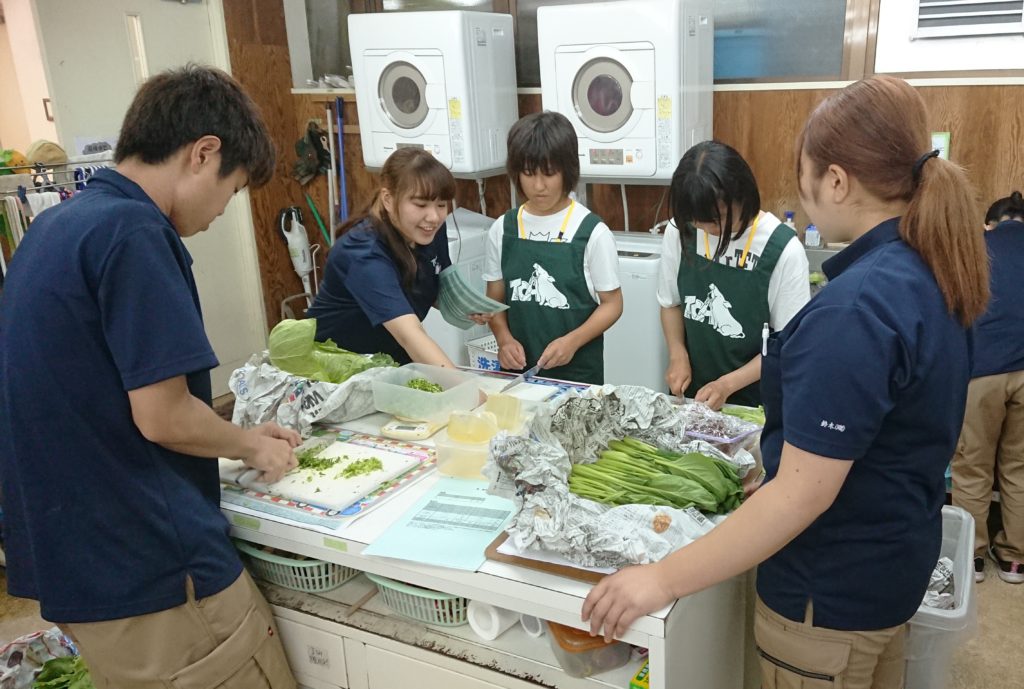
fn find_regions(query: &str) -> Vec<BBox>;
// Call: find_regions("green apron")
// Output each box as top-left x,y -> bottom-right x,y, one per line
501,205 -> 604,385
677,220 -> 795,406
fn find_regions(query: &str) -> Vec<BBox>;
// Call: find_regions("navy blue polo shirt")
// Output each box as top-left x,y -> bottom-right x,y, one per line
972,219 -> 1024,378
307,218 -> 450,363
0,169 -> 241,623
757,218 -> 970,631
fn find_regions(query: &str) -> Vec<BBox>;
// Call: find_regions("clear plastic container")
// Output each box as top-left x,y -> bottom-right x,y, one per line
434,411 -> 498,480
371,363 -> 479,425
484,393 -> 524,432
904,506 -> 977,689
546,621 -> 632,678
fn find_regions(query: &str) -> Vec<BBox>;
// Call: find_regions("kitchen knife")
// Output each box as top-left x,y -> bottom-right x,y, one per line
500,363 -> 541,393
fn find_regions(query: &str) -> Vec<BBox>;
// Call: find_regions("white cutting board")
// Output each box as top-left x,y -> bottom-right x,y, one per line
218,440 -> 420,511
476,377 -> 556,402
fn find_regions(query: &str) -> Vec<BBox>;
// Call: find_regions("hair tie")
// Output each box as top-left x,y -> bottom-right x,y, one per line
912,149 -> 941,186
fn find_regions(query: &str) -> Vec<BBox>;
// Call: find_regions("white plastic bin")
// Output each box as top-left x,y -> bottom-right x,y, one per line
904,505 -> 977,689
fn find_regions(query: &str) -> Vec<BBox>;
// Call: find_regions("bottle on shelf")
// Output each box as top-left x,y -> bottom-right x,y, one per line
804,223 -> 821,248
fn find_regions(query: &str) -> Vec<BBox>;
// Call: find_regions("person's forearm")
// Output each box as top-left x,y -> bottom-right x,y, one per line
396,329 -> 455,367
661,306 -> 689,360
566,290 -> 623,350
132,387 -> 258,459
485,281 -> 515,344
721,355 -> 761,394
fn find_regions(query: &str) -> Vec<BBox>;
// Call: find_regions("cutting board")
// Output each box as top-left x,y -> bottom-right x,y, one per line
476,377 -> 557,402
219,439 -> 420,512
484,533 -> 608,584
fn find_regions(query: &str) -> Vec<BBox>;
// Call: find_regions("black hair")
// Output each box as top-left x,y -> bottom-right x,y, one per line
506,111 -> 580,200
115,64 -> 275,187
670,141 -> 761,261
338,148 -> 456,290
985,191 -> 1024,225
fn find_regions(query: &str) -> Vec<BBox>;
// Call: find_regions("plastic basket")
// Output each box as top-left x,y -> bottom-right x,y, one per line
466,334 -> 501,372
235,540 -> 358,593
904,506 -> 977,689
364,572 -> 469,626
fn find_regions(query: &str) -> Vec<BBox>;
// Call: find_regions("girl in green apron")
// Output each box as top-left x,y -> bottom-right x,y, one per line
482,112 -> 623,385
656,141 -> 810,408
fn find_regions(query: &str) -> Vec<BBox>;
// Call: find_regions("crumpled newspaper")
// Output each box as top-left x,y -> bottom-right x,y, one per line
484,385 -> 749,568
228,351 -> 390,437
0,628 -> 75,689
922,556 -> 956,610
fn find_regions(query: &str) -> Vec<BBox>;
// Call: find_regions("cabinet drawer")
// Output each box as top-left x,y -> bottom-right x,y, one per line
366,646 -> 502,689
275,616 -> 348,688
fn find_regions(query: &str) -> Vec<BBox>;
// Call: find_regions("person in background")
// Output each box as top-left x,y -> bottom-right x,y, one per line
0,65 -> 298,687
582,76 -> 989,689
483,112 -> 622,385
308,148 -> 478,367
953,191 -> 1024,584
657,141 -> 809,409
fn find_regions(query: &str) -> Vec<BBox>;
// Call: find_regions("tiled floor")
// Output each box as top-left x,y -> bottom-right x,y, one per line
1,566 -> 1019,685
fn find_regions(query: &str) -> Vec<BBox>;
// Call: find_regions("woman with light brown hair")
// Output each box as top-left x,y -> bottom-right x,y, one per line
581,75 -> 989,689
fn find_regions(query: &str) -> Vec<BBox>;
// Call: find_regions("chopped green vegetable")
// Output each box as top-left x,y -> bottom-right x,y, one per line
269,318 -> 397,383
336,457 -> 384,479
296,447 -> 339,471
406,377 -> 444,393
809,271 -> 827,286
568,437 -> 743,514
721,405 -> 766,427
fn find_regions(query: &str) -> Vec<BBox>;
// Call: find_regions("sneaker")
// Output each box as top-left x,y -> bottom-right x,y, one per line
989,547 -> 1024,584
974,557 -> 986,583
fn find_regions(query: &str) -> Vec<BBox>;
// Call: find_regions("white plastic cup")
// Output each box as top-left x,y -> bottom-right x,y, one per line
520,614 -> 546,638
467,600 -> 519,641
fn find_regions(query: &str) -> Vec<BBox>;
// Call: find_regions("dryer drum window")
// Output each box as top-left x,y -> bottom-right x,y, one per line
379,61 -> 429,130
572,58 -> 634,134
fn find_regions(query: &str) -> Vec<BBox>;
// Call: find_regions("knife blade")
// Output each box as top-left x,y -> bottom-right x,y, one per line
500,363 -> 541,393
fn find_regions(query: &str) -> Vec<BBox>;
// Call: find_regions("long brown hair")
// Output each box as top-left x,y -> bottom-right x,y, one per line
797,75 -> 989,325
339,148 -> 456,289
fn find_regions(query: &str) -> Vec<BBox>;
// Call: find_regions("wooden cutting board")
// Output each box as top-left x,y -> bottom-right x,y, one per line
219,440 -> 420,512
484,533 -> 607,584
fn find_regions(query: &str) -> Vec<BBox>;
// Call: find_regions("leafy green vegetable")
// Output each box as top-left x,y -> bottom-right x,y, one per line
721,405 -> 766,426
337,457 -> 384,479
809,271 -> 827,286
568,437 -> 743,514
33,655 -> 95,689
296,447 -> 340,471
268,318 -> 397,383
406,377 -> 443,393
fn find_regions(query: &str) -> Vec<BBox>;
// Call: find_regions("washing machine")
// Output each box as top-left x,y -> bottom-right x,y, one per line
537,0 -> 713,184
422,208 -> 492,366
349,11 -> 517,177
605,231 -> 668,391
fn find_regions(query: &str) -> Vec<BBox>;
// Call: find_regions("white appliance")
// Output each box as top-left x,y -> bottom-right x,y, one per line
537,0 -> 713,183
349,11 -> 518,177
605,232 -> 668,391
423,208 -> 492,366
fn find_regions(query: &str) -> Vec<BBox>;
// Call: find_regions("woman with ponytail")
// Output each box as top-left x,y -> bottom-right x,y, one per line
582,76 -> 988,689
308,148 -> 464,366
954,191 -> 1024,584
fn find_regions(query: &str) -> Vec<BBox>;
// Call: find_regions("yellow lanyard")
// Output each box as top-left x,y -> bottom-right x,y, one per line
518,200 -> 575,242
703,212 -> 762,268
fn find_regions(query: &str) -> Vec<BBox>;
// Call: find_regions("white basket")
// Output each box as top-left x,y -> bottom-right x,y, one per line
904,506 -> 977,689
466,334 -> 501,372
235,540 -> 358,593
365,573 -> 469,626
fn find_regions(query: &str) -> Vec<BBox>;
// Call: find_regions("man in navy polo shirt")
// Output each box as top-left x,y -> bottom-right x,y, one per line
0,66 -> 298,688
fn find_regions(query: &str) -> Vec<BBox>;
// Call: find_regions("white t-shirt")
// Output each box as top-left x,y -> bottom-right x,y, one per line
655,212 -> 810,331
482,202 -> 621,303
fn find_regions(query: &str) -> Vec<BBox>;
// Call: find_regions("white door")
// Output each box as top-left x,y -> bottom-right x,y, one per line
31,0 -> 267,397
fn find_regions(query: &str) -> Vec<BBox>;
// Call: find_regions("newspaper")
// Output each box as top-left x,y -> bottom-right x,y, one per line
922,556 -> 956,610
484,385 -> 747,568
228,351 -> 388,437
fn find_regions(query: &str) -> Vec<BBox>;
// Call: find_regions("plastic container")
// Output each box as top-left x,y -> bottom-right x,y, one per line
467,334 -> 501,371
804,223 -> 821,248
484,393 -> 524,431
371,363 -> 479,425
364,572 -> 469,626
436,410 -> 499,478
783,210 -> 796,232
685,427 -> 761,456
234,540 -> 358,593
546,621 -> 632,678
904,506 -> 977,689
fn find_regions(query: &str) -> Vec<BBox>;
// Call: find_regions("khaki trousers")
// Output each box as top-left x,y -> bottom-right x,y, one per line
61,571 -> 296,689
755,598 -> 906,689
952,370 -> 1024,561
